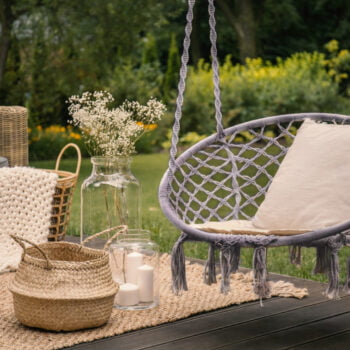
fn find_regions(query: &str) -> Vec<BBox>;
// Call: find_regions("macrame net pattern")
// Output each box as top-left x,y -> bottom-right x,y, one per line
169,120 -> 303,224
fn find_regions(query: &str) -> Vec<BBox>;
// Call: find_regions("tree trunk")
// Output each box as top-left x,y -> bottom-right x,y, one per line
0,0 -> 14,90
217,0 -> 258,63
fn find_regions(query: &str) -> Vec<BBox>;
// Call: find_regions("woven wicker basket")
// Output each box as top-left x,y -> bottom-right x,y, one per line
45,143 -> 81,241
0,106 -> 28,167
8,231 -> 123,331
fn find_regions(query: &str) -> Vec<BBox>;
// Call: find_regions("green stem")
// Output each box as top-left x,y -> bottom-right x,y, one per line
104,188 -> 112,238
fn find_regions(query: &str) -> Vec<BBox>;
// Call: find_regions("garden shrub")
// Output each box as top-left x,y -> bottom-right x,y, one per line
29,125 -> 88,161
142,34 -> 159,66
181,51 -> 350,135
161,130 -> 208,151
109,59 -> 164,105
324,40 -> 350,96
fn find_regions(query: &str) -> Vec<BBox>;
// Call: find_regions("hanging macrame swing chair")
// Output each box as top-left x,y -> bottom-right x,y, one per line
159,0 -> 350,300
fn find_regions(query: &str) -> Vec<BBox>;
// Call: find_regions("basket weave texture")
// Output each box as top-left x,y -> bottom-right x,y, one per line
0,106 -> 28,166
45,143 -> 81,241
9,237 -> 118,331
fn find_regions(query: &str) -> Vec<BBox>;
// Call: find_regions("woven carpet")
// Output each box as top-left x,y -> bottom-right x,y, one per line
0,254 -> 308,350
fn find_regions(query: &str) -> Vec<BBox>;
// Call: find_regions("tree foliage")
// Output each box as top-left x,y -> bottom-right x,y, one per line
1,0 -> 164,125
163,34 -> 180,101
2,0 -> 350,129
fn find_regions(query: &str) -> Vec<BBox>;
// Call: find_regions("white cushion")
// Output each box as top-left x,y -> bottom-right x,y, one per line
253,119 -> 350,231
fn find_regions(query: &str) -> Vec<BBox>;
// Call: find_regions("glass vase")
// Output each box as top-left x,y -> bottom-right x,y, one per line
81,157 -> 141,246
109,229 -> 159,310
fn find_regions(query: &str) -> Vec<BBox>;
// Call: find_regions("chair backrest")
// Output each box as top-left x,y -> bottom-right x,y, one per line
164,113 -> 350,224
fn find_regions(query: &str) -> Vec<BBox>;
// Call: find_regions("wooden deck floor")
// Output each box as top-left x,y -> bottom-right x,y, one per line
64,238 -> 350,350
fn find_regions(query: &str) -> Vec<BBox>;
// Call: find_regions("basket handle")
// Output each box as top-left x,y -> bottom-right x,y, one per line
81,225 -> 128,251
55,143 -> 82,176
10,234 -> 52,270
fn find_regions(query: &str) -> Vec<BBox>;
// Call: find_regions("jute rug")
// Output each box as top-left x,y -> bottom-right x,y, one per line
0,254 -> 308,350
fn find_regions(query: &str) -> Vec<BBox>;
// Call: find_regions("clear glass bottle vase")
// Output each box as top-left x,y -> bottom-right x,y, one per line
81,157 -> 141,245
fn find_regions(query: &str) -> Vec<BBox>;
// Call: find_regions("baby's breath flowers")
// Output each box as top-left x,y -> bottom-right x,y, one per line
67,91 -> 166,157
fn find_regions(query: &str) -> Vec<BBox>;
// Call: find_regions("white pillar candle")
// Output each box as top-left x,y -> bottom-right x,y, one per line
137,264 -> 154,302
116,283 -> 139,306
126,251 -> 143,284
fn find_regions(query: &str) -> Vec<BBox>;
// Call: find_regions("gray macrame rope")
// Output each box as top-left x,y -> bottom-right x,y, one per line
169,0 -> 224,174
324,234 -> 346,299
344,257 -> 350,294
203,242 -> 217,285
169,0 -> 195,176
208,0 -> 224,138
171,232 -> 189,294
253,246 -> 270,304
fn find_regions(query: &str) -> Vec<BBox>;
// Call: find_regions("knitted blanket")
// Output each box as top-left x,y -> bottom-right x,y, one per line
0,167 -> 58,273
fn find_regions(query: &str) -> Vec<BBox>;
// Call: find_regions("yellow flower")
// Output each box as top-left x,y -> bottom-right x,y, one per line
36,125 -> 43,131
69,132 -> 81,140
144,123 -> 158,131
136,121 -> 158,131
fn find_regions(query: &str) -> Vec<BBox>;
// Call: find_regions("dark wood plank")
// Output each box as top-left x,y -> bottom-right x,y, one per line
289,330 -> 350,350
216,311 -> 350,350
142,295 -> 350,350
64,280 -> 333,350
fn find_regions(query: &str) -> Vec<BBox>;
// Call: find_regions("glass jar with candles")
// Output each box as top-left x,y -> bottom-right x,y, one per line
109,229 -> 159,310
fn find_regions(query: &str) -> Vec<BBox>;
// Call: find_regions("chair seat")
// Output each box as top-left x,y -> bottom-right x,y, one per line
191,220 -> 310,236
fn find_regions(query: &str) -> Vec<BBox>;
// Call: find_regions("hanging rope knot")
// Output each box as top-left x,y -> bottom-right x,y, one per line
327,233 -> 346,253
323,233 -> 346,299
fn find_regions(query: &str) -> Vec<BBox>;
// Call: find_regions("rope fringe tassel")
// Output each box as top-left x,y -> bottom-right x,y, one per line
344,257 -> 350,294
204,243 -> 217,285
171,233 -> 188,295
313,245 -> 330,275
289,245 -> 302,266
253,246 -> 270,303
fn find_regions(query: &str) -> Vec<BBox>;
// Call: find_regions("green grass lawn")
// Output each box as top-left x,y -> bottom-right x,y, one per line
31,153 -> 349,284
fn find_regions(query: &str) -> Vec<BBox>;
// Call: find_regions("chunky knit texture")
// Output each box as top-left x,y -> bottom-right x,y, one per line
0,167 -> 58,273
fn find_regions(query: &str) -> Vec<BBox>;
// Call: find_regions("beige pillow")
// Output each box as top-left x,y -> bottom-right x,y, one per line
253,119 -> 350,231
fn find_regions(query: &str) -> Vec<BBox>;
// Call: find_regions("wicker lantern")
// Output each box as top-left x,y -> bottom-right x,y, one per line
0,106 -> 29,166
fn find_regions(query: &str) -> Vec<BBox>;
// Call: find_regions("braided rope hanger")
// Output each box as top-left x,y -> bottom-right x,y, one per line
168,0 -> 224,179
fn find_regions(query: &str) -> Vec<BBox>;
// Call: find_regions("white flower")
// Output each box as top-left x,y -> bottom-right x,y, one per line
67,91 -> 166,157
